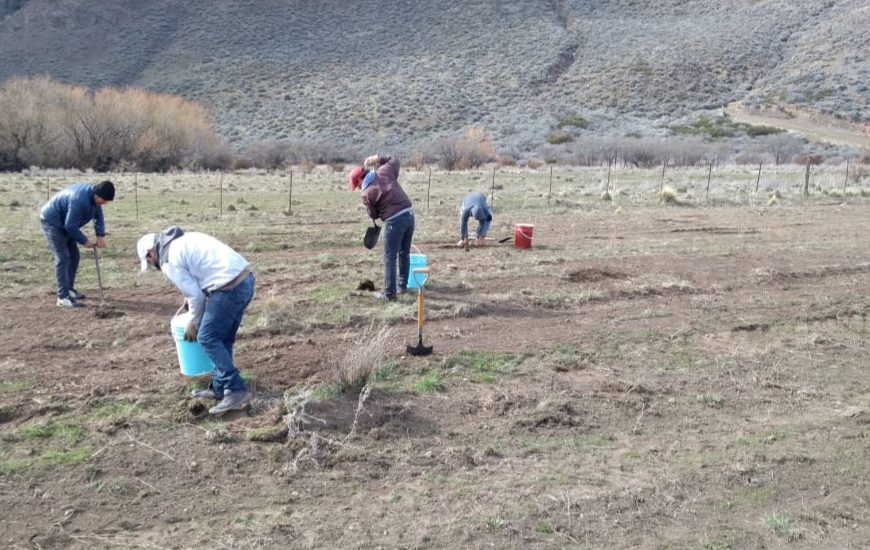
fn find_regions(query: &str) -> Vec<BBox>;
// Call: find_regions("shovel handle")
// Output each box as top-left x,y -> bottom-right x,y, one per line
93,248 -> 105,302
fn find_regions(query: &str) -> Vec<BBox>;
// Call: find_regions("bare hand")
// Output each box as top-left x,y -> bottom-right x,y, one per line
82,240 -> 97,249
96,237 -> 106,248
363,154 -> 380,170
184,322 -> 199,342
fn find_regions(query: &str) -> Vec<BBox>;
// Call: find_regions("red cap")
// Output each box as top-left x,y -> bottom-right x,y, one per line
348,166 -> 365,191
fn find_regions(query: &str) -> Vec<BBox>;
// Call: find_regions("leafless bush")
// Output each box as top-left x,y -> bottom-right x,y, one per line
757,134 -> 804,165
432,127 -> 496,170
0,76 -> 227,172
328,325 -> 393,394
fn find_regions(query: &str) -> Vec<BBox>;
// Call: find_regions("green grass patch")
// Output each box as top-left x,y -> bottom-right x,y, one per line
0,458 -> 34,476
21,420 -> 84,443
764,513 -> 800,541
370,360 -> 400,384
735,429 -> 789,449
413,372 -> 443,394
0,403 -> 14,422
0,379 -> 36,393
696,394 -> 725,408
42,448 -> 92,466
441,351 -> 523,383
311,385 -> 342,401
484,515 -> 506,530
535,521 -> 555,534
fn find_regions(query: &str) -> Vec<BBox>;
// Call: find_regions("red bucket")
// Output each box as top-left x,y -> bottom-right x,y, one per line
514,223 -> 534,249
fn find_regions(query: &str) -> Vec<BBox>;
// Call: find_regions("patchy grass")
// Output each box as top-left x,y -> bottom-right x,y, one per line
413,372 -> 443,394
21,420 -> 84,443
441,351 -> 524,383
764,513 -> 801,541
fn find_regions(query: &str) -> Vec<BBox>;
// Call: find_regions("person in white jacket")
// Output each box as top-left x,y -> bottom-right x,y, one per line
137,227 -> 254,415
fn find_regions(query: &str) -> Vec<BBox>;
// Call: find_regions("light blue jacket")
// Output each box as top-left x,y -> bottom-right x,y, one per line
40,183 -> 106,245
459,192 -> 492,239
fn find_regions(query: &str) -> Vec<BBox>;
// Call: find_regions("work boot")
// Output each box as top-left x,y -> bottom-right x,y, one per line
373,292 -> 396,302
209,389 -> 251,415
190,388 -> 219,400
69,289 -> 86,300
57,297 -> 84,308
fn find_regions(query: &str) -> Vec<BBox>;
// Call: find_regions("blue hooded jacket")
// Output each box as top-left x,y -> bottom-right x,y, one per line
40,183 -> 106,245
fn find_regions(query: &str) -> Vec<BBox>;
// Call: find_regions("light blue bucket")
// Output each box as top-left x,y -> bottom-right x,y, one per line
407,247 -> 427,290
170,312 -> 215,377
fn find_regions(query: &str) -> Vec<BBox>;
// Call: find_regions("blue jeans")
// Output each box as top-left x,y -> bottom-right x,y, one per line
41,220 -> 80,299
198,273 -> 255,395
383,210 -> 415,298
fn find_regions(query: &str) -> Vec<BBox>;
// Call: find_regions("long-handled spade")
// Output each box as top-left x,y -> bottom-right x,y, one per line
93,248 -> 124,318
406,267 -> 433,356
93,247 -> 105,304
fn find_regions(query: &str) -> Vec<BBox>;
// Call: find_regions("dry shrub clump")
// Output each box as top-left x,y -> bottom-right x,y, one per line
432,127 -> 496,170
328,325 -> 393,394
659,185 -> 680,204
0,76 -> 228,172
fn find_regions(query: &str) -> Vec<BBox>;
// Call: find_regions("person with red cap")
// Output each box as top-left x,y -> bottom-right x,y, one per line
349,154 -> 415,301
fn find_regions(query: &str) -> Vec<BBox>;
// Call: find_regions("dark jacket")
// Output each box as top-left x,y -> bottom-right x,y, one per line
40,183 -> 106,244
361,157 -> 412,221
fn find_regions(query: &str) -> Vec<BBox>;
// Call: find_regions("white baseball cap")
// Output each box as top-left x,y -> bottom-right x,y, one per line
137,233 -> 156,272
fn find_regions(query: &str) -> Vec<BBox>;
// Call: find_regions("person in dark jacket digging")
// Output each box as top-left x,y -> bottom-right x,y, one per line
137,227 -> 254,415
39,181 -> 115,308
457,191 -> 493,247
348,154 -> 415,301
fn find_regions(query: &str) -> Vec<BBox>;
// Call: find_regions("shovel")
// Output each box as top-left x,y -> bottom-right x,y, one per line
93,248 -> 123,318
406,268 -> 433,356
93,247 -> 105,304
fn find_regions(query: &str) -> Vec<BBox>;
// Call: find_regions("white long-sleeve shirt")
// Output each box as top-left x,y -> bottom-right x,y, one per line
161,232 -> 250,323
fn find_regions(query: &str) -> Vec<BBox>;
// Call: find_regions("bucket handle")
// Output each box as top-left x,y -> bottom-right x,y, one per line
173,302 -> 187,319
411,244 -> 423,255
412,267 -> 430,289
516,226 -> 534,240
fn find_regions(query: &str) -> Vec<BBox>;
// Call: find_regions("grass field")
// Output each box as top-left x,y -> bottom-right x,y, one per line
1,164 -> 869,548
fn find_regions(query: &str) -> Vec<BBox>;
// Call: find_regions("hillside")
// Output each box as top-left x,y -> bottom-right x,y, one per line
0,0 -> 867,153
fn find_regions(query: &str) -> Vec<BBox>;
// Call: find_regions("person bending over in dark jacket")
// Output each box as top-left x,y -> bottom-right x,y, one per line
349,155 -> 415,301
39,181 -> 114,308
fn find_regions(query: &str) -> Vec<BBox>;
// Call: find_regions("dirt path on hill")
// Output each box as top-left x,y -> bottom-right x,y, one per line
726,102 -> 870,149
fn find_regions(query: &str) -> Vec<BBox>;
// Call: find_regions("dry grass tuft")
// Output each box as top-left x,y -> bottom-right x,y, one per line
251,299 -> 304,335
658,185 -> 680,204
328,325 -> 394,394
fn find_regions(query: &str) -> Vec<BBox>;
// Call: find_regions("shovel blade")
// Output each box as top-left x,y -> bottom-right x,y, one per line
406,341 -> 433,356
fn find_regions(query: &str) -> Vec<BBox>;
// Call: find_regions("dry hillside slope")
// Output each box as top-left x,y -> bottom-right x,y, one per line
0,0 -> 867,151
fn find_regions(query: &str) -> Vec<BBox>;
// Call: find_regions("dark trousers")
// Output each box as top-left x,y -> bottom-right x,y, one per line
41,221 -> 80,299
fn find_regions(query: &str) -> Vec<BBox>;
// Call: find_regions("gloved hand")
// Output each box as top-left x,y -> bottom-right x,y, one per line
184,322 -> 199,342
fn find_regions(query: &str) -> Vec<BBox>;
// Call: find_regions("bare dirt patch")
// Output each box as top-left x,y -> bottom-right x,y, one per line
2,174 -> 870,548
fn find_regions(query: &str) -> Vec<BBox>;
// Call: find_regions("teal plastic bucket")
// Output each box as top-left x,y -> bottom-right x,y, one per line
170,312 -> 215,377
407,248 -> 427,290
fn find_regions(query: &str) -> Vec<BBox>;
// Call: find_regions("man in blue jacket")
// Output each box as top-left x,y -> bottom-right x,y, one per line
457,191 -> 493,247
40,181 -> 115,308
